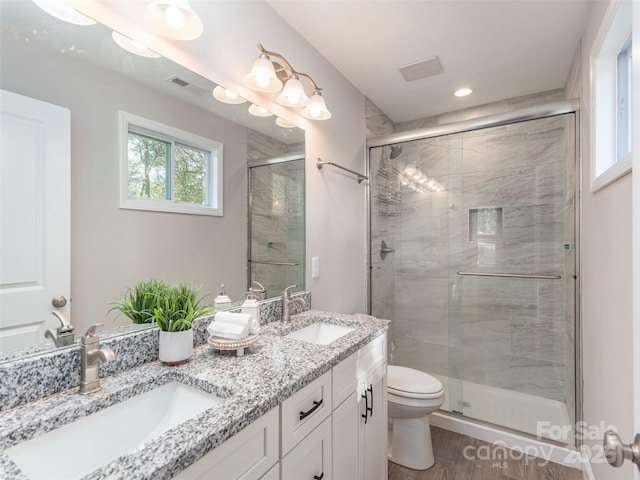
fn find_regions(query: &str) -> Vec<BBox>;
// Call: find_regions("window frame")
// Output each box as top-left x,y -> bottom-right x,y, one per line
590,0 -> 633,193
119,111 -> 223,216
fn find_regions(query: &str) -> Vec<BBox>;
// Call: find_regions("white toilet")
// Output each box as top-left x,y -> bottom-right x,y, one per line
387,365 -> 445,470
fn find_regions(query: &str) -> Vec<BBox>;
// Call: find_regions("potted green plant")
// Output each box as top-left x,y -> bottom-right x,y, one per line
154,282 -> 213,365
110,279 -> 169,326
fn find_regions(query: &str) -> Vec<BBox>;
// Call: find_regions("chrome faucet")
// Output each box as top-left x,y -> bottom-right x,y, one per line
44,311 -> 75,347
282,285 -> 306,322
78,323 -> 116,395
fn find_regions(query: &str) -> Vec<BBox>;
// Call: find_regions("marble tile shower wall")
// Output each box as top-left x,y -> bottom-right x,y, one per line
250,160 -> 305,295
372,114 -> 573,403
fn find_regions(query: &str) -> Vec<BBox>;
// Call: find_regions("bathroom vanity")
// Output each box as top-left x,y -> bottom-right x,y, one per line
0,307 -> 388,480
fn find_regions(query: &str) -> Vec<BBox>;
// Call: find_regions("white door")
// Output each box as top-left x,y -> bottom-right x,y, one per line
0,89 -> 70,353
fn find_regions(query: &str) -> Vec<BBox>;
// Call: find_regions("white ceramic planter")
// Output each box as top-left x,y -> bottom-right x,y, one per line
158,329 -> 193,365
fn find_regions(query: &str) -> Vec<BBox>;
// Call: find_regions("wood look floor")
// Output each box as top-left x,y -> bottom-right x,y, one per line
388,426 -> 583,480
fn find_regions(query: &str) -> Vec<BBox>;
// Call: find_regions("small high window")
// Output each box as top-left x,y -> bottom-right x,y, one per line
120,112 -> 223,216
617,34 -> 632,161
590,0 -> 632,192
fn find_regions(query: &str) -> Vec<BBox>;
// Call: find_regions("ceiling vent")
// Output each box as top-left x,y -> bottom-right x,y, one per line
166,75 -> 208,95
398,56 -> 443,82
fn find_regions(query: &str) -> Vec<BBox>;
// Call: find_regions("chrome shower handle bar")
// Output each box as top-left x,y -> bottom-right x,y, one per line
457,271 -> 562,280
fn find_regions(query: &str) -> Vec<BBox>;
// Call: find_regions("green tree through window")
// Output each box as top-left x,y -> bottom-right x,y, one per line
175,143 -> 208,205
127,132 -> 169,199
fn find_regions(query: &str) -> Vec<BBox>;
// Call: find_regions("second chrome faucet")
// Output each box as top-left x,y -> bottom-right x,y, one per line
78,324 -> 116,395
281,285 -> 306,322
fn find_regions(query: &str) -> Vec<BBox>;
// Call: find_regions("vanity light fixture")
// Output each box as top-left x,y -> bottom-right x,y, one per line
248,104 -> 274,117
244,44 -> 332,120
32,0 -> 96,25
111,31 -> 161,58
454,88 -> 473,97
144,0 -> 203,40
212,86 -> 246,105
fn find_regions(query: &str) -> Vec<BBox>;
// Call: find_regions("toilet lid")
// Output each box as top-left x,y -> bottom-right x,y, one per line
387,365 -> 444,397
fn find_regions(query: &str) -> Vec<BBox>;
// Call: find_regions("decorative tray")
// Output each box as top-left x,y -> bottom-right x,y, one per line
207,333 -> 259,354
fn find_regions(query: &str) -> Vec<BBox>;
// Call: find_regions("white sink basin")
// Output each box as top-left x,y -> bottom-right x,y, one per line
6,381 -> 223,480
286,322 -> 354,345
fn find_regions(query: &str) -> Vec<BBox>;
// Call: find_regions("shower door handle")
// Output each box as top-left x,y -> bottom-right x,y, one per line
380,240 -> 395,260
603,430 -> 640,470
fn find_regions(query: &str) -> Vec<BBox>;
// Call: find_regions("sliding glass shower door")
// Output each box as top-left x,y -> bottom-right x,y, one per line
248,157 -> 305,299
370,113 -> 577,444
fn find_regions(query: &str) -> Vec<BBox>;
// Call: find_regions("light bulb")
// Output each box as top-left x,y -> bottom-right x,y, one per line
287,90 -> 300,105
256,73 -> 270,89
224,90 -> 238,100
164,5 -> 185,29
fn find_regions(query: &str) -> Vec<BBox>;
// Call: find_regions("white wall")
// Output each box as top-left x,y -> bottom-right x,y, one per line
580,1 -> 635,478
71,0 -> 369,314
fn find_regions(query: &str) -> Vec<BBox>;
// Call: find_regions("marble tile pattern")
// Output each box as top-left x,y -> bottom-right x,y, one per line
249,160 -> 305,295
0,309 -> 388,480
369,107 -> 576,405
0,292 -> 311,412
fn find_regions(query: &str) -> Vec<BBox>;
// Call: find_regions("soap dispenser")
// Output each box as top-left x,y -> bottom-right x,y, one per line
241,288 -> 260,334
214,284 -> 232,309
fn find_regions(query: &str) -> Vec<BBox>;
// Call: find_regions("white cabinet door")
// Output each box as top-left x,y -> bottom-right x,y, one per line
358,365 -> 387,480
0,89 -> 70,353
282,415 -> 332,480
332,393 -> 358,480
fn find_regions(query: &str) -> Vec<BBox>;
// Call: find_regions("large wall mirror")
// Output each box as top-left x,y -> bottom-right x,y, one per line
0,0 -> 305,360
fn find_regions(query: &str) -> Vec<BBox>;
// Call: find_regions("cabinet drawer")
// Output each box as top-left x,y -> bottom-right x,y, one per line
282,415 -> 332,480
173,407 -> 278,480
356,333 -> 387,382
332,351 -> 356,408
281,370 -> 332,455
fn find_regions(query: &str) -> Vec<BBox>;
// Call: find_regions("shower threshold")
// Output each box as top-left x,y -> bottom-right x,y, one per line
434,375 -> 574,446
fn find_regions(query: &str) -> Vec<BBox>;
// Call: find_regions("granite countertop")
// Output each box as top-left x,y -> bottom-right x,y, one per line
0,310 -> 389,480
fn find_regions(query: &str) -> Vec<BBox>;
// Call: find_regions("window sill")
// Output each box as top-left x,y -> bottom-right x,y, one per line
590,153 -> 632,193
121,198 -> 222,216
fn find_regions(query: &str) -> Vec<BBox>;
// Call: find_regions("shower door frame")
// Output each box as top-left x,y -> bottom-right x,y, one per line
365,100 -> 583,447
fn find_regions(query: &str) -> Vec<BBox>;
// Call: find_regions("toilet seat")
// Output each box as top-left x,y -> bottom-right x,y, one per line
387,365 -> 444,399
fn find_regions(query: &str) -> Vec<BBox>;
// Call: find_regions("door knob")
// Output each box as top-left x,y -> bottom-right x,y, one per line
51,295 -> 67,308
603,430 -> 640,470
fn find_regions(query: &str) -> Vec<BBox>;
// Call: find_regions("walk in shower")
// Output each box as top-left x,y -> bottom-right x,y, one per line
369,107 -> 578,445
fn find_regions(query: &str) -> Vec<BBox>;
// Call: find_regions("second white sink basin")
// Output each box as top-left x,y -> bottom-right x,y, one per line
6,381 -> 223,480
286,322 -> 354,345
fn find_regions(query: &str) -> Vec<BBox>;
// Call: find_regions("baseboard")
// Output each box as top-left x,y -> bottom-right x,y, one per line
431,411 -> 584,470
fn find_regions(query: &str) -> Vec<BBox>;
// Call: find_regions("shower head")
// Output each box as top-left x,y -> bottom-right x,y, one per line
390,146 -> 403,159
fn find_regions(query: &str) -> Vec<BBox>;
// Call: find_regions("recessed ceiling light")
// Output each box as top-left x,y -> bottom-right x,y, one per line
454,88 -> 473,97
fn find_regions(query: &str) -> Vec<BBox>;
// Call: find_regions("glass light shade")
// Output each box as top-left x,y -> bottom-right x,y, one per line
212,86 -> 246,104
111,31 -> 161,58
243,55 -> 283,93
32,0 -> 96,25
248,104 -> 273,117
301,91 -> 331,120
276,75 -> 310,107
276,117 -> 296,128
144,0 -> 203,40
